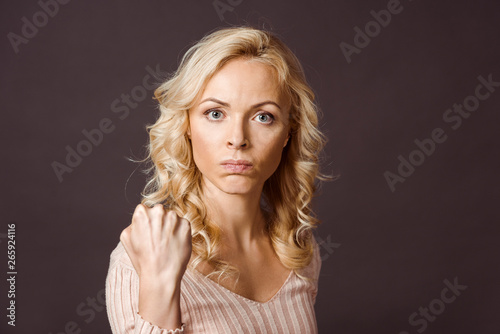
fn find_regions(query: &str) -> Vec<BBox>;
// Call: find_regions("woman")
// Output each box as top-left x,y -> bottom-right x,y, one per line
105,26 -> 330,333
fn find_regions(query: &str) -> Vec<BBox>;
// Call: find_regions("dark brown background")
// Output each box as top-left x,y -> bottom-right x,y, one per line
1,0 -> 499,333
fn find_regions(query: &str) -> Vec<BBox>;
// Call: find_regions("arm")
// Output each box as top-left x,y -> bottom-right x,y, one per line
105,243 -> 187,334
106,204 -> 192,333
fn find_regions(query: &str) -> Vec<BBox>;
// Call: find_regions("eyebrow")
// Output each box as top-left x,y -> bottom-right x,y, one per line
199,97 -> 282,110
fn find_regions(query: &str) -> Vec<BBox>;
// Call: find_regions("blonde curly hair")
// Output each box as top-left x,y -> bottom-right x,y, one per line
138,26 -> 331,285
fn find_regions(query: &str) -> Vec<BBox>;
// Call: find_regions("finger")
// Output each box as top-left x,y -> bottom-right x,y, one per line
149,204 -> 165,242
132,204 -> 148,228
133,203 -> 147,221
119,226 -> 130,246
119,227 -> 136,266
180,218 -> 192,246
131,204 -> 149,241
163,210 -> 178,236
179,217 -> 191,235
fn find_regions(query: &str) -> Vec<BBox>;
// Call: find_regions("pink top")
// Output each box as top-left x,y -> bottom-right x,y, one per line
105,236 -> 321,334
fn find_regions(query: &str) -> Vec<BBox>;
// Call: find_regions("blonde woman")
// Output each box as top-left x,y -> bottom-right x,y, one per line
105,26 -> 330,333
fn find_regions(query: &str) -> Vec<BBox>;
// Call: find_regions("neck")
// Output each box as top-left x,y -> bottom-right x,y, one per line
201,178 -> 268,253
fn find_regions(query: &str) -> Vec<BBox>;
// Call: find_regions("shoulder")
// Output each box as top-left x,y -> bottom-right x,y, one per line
297,234 -> 321,279
310,234 -> 322,277
107,241 -> 136,272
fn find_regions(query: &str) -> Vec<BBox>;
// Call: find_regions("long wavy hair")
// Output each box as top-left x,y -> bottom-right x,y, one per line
138,26 -> 331,286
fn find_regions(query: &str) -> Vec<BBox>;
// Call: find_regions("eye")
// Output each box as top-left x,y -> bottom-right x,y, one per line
255,113 -> 274,124
204,109 -> 224,121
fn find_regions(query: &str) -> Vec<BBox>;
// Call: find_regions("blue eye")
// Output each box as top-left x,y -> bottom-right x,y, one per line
205,109 -> 223,120
256,113 -> 274,124
210,111 -> 222,119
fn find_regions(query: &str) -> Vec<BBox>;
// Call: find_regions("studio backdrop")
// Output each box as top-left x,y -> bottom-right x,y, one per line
1,0 -> 499,333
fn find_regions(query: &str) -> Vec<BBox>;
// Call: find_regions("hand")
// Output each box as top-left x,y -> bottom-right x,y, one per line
120,204 -> 192,282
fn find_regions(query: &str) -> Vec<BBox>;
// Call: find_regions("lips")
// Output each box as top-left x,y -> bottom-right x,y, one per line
220,159 -> 253,173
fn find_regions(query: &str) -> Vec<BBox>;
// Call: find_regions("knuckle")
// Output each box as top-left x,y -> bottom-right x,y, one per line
151,204 -> 165,217
132,211 -> 146,225
133,205 -> 147,219
166,210 -> 178,221
178,218 -> 191,235
152,203 -> 164,211
134,203 -> 146,213
119,227 -> 130,242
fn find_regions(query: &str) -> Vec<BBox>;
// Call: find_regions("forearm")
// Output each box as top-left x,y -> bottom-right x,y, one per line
138,275 -> 183,330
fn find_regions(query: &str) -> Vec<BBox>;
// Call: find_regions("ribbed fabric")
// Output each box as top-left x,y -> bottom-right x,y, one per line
105,236 -> 321,334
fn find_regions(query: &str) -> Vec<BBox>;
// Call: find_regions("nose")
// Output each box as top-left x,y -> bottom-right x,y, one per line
227,117 -> 249,149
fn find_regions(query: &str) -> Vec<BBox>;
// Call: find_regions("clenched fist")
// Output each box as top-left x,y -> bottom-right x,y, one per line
120,204 -> 192,283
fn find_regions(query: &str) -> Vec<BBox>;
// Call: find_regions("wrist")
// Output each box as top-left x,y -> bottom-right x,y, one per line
138,279 -> 182,330
140,265 -> 186,284
140,275 -> 181,296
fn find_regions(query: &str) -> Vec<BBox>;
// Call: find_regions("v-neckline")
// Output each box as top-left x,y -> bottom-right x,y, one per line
186,266 -> 294,305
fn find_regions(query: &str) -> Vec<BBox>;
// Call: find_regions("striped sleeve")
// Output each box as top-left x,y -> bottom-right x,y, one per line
311,235 -> 322,305
105,242 -> 186,334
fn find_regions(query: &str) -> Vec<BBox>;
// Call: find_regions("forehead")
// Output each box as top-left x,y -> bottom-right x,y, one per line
199,58 -> 286,104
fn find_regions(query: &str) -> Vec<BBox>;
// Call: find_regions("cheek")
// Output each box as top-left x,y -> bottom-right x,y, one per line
190,133 -> 209,164
257,134 -> 288,173
189,126 -> 221,170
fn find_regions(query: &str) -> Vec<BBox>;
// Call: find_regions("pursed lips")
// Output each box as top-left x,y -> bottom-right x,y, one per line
220,159 -> 253,173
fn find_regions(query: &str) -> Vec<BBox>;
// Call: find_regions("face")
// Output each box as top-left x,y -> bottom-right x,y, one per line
187,58 -> 291,196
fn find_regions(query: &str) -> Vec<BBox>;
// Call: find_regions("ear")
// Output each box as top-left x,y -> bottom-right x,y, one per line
187,126 -> 191,139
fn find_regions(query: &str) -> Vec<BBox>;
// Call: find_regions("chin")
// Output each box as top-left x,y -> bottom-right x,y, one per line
201,174 -> 261,196
221,184 -> 254,195
220,178 -> 258,195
